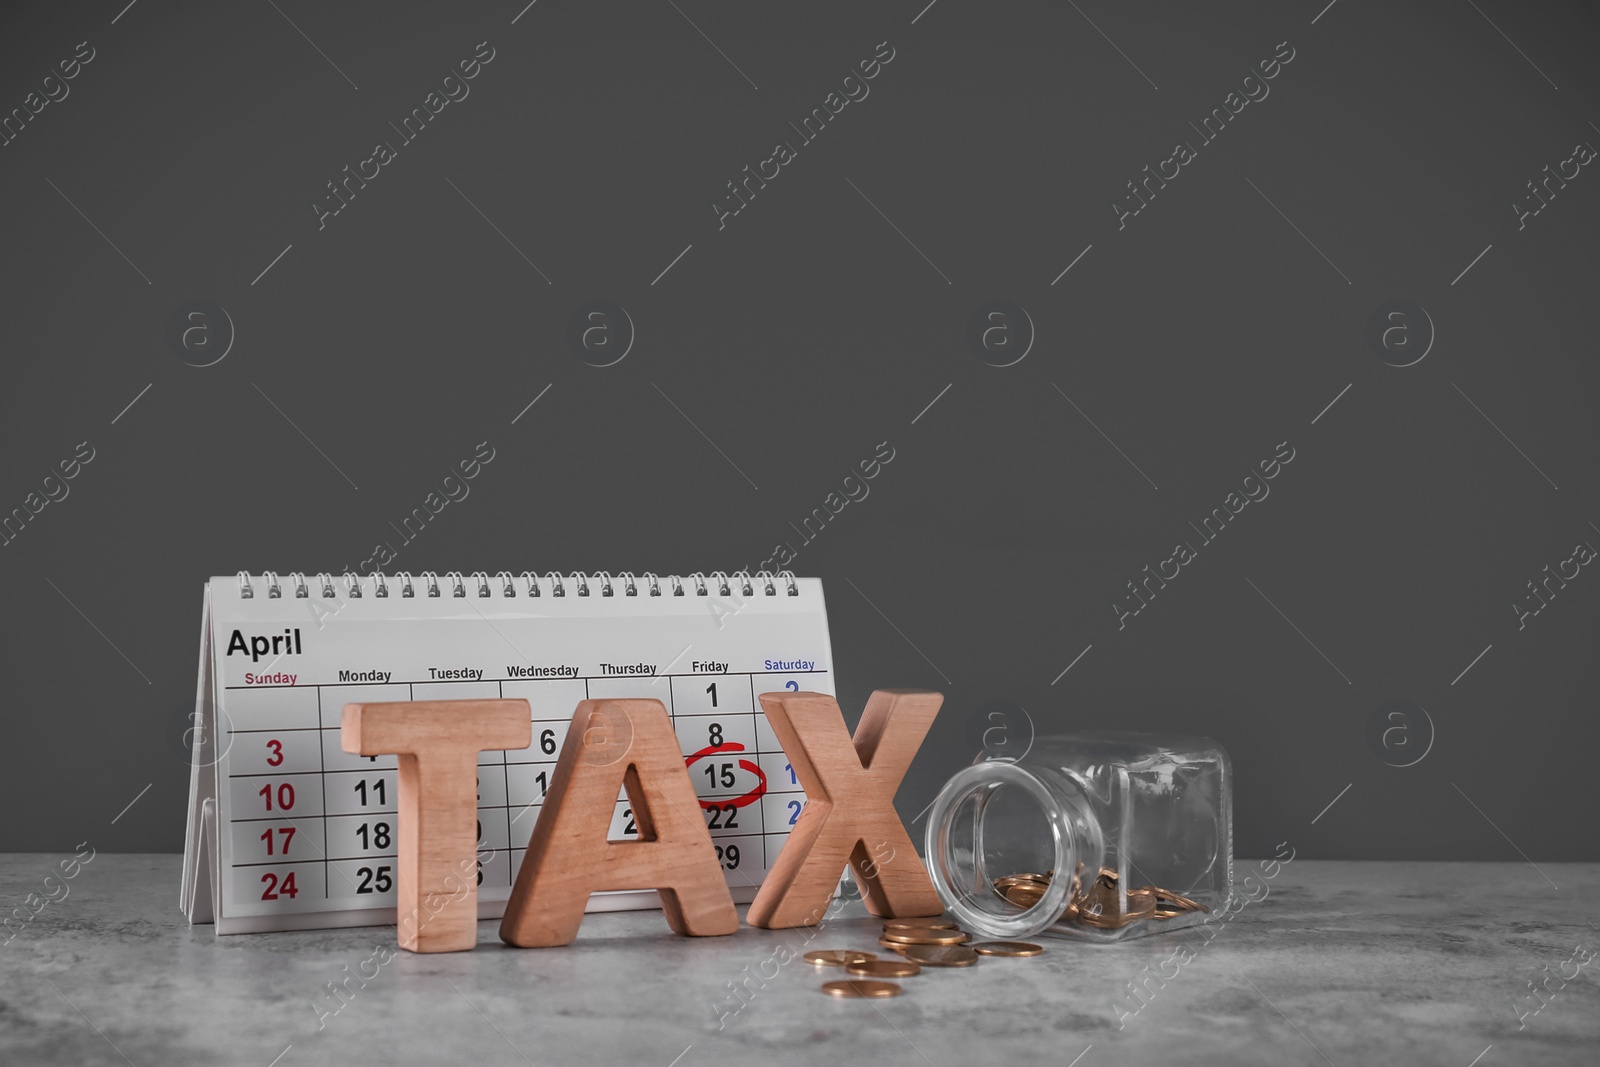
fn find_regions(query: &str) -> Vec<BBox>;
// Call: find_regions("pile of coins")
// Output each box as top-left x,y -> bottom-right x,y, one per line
995,867 -> 1208,931
807,917 -> 1042,999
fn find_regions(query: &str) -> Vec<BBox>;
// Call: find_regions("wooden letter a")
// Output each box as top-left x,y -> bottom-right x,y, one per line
747,689 -> 944,929
499,699 -> 738,947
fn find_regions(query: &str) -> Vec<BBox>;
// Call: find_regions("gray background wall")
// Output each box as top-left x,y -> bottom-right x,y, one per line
1,0 -> 1595,863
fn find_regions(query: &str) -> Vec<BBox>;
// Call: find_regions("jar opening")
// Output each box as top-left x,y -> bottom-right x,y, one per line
924,761 -> 1081,939
971,784 -> 1055,885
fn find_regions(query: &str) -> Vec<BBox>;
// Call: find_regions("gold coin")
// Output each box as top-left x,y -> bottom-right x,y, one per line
821,979 -> 901,998
1001,884 -> 1046,908
1081,881 -> 1116,912
882,917 -> 958,931
1111,898 -> 1156,924
899,943 -> 980,967
1078,903 -> 1156,929
994,878 -> 1050,894
846,958 -> 922,978
972,941 -> 1044,957
1152,887 -> 1208,913
995,873 -> 1049,887
1077,882 -> 1156,928
804,949 -> 876,967
879,928 -> 971,946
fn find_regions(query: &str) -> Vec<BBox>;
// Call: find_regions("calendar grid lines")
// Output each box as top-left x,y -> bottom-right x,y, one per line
218,669 -> 831,692
226,726 -> 324,734
498,680 -> 513,886
218,676 -> 828,851
316,688 -> 329,897
225,768 -> 328,778
748,674 -> 769,872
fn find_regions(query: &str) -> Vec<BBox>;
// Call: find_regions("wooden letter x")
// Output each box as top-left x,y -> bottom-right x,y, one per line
747,689 -> 944,929
499,699 -> 738,947
342,699 -> 531,953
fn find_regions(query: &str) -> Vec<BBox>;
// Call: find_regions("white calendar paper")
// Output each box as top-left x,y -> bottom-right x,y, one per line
181,572 -> 835,934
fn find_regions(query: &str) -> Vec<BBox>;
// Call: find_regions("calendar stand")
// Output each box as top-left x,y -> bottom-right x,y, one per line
182,571 -> 835,934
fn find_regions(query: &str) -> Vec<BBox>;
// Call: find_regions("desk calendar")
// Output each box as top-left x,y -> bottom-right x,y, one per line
181,571 -> 836,934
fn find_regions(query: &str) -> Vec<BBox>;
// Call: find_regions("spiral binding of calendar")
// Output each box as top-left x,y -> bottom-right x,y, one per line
235,570 -> 800,600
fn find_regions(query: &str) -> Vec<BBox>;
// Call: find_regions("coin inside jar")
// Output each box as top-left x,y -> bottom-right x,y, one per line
803,949 -> 876,967
845,958 -> 922,978
899,943 -> 980,967
1078,881 -> 1157,929
995,875 -> 1050,891
1126,887 -> 1157,909
971,941 -> 1044,957
1152,887 -> 1208,913
1000,884 -> 1046,908
821,979 -> 902,998
995,873 -> 1049,886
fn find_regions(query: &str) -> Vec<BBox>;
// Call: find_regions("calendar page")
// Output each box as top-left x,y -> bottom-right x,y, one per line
182,573 -> 835,934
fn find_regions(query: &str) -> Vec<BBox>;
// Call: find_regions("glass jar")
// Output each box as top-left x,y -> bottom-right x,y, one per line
923,732 -> 1232,942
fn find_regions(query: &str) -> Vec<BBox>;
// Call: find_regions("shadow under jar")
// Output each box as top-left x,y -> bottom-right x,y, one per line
924,733 -> 1232,942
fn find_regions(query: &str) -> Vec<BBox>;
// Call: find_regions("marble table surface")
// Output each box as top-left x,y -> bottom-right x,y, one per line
0,854 -> 1595,1066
